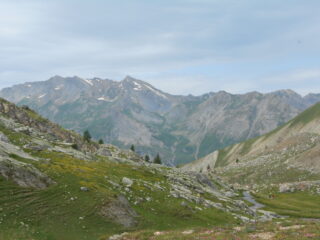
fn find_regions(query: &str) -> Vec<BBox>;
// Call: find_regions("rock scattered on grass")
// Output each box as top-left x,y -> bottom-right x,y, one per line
122,177 -> 133,187
80,186 -> 89,191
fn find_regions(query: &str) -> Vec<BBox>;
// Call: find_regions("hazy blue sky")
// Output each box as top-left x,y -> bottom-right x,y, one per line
1,0 -> 320,95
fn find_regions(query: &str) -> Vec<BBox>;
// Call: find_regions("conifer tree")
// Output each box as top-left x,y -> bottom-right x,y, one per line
153,153 -> 162,164
83,130 -> 92,142
130,144 -> 135,152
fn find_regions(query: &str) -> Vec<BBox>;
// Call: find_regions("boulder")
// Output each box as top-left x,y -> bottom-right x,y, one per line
96,147 -> 112,157
194,173 -> 216,189
80,186 -> 89,192
279,183 -> 293,193
24,143 -> 49,151
0,132 -> 9,143
100,195 -> 138,228
0,158 -> 55,189
109,232 -> 128,240
122,177 -> 133,187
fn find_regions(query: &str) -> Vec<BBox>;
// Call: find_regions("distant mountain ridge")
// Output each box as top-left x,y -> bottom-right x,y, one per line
1,75 -> 320,165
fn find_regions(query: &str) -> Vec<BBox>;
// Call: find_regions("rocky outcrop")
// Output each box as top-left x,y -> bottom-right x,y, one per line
279,181 -> 320,193
96,144 -> 144,163
100,195 -> 139,228
0,98 -> 99,153
0,132 -> 9,143
96,146 -> 112,156
152,166 -> 255,218
0,158 -> 55,189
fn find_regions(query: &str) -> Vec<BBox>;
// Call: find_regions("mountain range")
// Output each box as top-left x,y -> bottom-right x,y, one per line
1,75 -> 320,165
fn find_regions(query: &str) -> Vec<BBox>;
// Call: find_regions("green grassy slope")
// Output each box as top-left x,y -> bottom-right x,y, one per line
256,191 -> 320,219
0,130 -> 237,239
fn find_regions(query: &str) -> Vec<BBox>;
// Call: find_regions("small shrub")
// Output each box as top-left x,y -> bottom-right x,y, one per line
21,105 -> 31,111
71,143 -> 79,150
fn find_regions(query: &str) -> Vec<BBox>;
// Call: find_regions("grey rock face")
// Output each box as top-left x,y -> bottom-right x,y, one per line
96,146 -> 112,156
122,177 -> 133,187
279,181 -> 320,193
279,183 -> 292,193
100,195 -> 138,228
1,76 -> 320,165
24,143 -> 49,151
0,132 -> 9,143
0,158 -> 55,189
0,98 -> 100,154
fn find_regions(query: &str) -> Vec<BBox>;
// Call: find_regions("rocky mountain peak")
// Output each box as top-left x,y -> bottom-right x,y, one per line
48,75 -> 64,81
120,76 -> 170,100
122,75 -> 137,82
272,89 -> 301,97
245,91 -> 263,97
47,75 -> 86,85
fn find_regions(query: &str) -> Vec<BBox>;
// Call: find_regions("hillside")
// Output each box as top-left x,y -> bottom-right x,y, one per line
1,76 -> 320,165
183,102 -> 320,187
1,98 -> 320,239
0,97 -> 260,239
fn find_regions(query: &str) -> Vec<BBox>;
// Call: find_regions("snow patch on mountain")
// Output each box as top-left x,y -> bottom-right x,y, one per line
97,96 -> 117,102
83,79 -> 93,86
133,81 -> 142,91
54,85 -> 64,91
144,84 -> 167,99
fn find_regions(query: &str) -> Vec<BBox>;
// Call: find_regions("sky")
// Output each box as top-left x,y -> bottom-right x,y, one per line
0,0 -> 320,96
